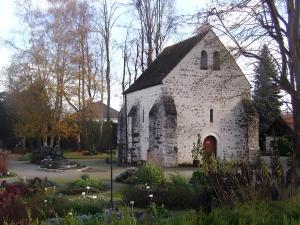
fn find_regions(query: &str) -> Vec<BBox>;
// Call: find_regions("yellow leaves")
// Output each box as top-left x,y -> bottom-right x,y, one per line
56,114 -> 80,139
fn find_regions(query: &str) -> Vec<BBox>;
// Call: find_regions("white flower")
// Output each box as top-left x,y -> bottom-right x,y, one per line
82,192 -> 86,196
69,212 -> 72,216
146,186 -> 150,189
149,194 -> 154,198
86,186 -> 91,190
44,199 -> 47,203
130,201 -> 135,205
92,195 -> 97,199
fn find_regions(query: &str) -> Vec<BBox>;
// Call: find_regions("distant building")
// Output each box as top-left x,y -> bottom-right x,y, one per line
118,27 -> 259,167
266,114 -> 294,153
83,101 -> 119,123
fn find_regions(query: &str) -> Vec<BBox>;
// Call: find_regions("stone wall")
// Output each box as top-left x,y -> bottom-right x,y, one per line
148,96 -> 177,167
118,30 -> 259,166
128,102 -> 141,161
162,30 -> 258,164
117,106 -> 127,163
125,85 -> 163,162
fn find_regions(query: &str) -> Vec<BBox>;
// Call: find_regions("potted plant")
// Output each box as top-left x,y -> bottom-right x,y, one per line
191,134 -> 204,167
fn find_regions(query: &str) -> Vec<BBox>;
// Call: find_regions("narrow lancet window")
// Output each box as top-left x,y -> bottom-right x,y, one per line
143,108 -> 145,122
210,109 -> 213,123
200,50 -> 208,70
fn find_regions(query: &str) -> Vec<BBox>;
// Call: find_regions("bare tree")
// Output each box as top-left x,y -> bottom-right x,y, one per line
196,0 -> 300,166
96,0 -> 119,122
131,0 -> 177,68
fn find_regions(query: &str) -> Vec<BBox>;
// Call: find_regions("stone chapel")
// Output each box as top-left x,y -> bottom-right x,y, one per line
117,27 -> 259,167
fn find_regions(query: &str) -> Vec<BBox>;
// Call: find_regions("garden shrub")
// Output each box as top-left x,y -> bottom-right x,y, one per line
162,174 -> 195,208
134,163 -> 165,185
115,167 -> 137,183
123,174 -> 212,210
0,150 -> 9,175
37,192 -> 300,225
0,177 -> 62,224
276,137 -> 293,156
49,197 -> 107,216
201,155 -> 296,208
115,163 -> 164,186
189,170 -> 207,185
122,185 -> 151,206
63,174 -> 105,195
72,174 -> 104,190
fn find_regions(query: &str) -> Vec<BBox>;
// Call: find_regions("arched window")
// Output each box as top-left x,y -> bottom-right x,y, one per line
200,50 -> 208,70
213,51 -> 220,70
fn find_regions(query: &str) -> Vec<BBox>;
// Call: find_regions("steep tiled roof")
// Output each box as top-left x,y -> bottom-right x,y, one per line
84,101 -> 119,121
124,30 -> 209,94
281,114 -> 294,130
266,114 -> 294,136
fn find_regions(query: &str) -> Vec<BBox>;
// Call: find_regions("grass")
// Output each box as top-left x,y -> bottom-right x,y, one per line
0,171 -> 17,179
63,151 -> 116,160
17,153 -> 32,161
15,151 -> 116,160
102,191 -> 123,200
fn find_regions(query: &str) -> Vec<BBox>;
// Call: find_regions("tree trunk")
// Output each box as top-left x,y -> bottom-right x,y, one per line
292,95 -> 300,168
43,135 -> 48,146
105,35 -> 111,122
22,137 -> 26,148
106,80 -> 111,122
50,136 -> 55,148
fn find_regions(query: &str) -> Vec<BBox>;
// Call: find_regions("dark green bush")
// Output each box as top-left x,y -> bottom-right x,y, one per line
70,175 -> 104,190
134,163 -> 165,185
189,170 -> 207,185
39,191 -> 300,225
277,137 -> 293,156
123,174 -> 212,209
115,167 -> 137,183
35,195 -> 107,218
61,175 -> 105,195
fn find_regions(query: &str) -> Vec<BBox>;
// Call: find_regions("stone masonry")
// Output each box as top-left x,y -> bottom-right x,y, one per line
118,28 -> 259,167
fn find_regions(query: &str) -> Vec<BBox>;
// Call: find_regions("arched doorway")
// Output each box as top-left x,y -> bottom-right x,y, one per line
203,136 -> 217,157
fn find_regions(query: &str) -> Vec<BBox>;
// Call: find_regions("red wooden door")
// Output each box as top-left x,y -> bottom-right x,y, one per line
203,136 -> 217,157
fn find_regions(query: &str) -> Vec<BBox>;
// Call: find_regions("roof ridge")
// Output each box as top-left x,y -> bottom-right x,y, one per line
124,29 -> 210,94
163,32 -> 208,52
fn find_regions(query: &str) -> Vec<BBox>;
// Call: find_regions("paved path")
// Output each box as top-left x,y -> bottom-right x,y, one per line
6,159 -> 127,185
5,159 -> 198,190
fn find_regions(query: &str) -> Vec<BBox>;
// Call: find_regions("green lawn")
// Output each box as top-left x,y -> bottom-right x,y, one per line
63,151 -> 113,160
16,151 -> 116,160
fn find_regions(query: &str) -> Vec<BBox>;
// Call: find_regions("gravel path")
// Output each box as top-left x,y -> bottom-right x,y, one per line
5,159 -> 198,189
6,159 -> 127,185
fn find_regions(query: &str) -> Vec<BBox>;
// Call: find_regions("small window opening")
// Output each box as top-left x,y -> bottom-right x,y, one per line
143,108 -> 145,122
213,51 -> 220,70
210,109 -> 213,123
200,50 -> 208,70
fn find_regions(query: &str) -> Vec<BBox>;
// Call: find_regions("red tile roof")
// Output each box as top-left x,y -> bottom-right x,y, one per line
281,114 -> 294,131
